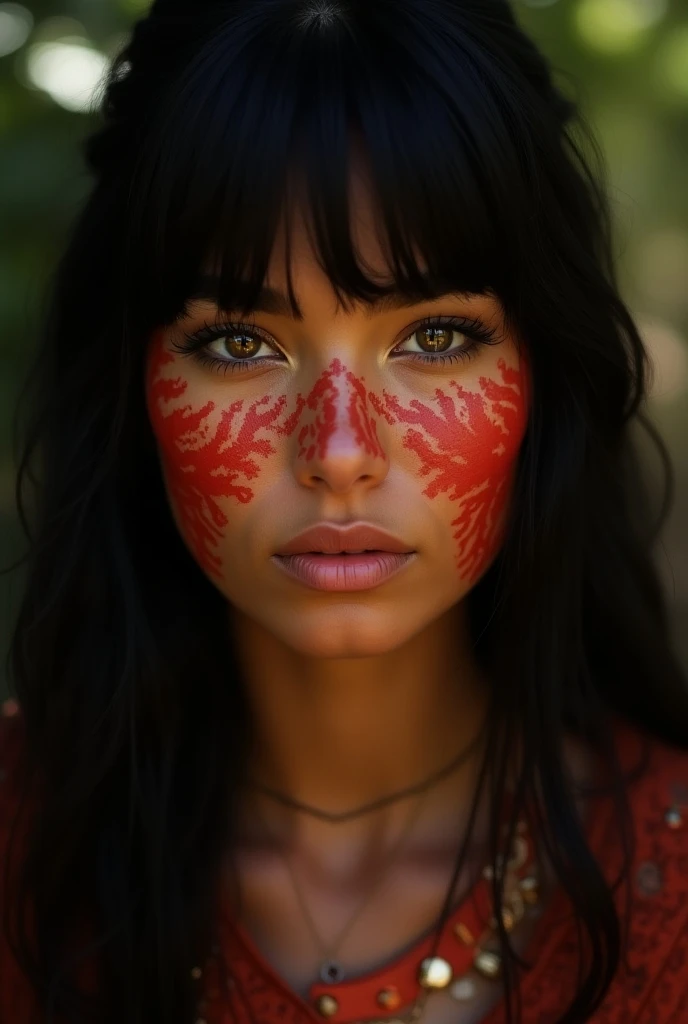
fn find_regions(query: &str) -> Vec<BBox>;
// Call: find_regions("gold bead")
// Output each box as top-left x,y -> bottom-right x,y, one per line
483,852 -> 509,880
509,889 -> 525,923
190,966 -> 202,980
519,875 -> 540,904
508,835 -> 528,870
453,921 -> 475,946
377,986 -> 402,1010
316,994 -> 339,1018
489,906 -> 515,932
473,949 -> 502,979
418,956 -> 453,989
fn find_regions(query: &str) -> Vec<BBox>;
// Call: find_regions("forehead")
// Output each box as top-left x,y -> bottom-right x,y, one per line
196,160 -> 445,320
286,158 -> 411,278
174,135 -> 501,330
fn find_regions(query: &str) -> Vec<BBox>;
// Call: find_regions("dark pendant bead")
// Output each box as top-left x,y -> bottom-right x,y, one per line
320,961 -> 345,984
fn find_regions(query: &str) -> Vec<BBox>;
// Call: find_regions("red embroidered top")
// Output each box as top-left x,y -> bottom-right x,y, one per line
1,700 -> 688,1024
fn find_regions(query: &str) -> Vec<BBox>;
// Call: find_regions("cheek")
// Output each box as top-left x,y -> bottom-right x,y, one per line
145,332 -> 288,580
372,357 -> 529,584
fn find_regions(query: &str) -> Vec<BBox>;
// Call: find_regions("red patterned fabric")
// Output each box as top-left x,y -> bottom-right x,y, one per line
1,701 -> 687,1023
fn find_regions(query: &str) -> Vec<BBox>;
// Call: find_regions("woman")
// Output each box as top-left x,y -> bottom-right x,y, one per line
1,0 -> 687,1022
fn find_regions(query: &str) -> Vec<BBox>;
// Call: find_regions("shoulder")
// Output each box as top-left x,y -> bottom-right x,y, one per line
516,717 -> 688,1023
590,717 -> 688,1022
613,718 -> 688,1021
613,714 -> 688,849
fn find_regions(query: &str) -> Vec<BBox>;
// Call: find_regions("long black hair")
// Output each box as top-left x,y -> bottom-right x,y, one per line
3,1 -> 688,1022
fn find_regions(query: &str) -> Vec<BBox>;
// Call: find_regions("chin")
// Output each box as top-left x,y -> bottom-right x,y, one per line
265,606 -> 419,659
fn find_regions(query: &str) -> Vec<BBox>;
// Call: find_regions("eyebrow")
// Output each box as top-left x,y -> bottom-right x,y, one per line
180,273 -> 473,320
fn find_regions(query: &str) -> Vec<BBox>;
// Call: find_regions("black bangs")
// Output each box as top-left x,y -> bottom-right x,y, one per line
126,0 -> 543,329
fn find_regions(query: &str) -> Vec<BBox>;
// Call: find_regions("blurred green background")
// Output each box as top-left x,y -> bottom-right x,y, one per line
1,0 -> 687,699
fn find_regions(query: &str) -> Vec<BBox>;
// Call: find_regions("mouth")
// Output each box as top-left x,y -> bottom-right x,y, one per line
307,549 -> 389,554
272,549 -> 416,592
276,524 -> 413,556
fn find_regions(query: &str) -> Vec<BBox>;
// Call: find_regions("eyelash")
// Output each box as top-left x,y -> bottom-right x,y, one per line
169,314 -> 500,376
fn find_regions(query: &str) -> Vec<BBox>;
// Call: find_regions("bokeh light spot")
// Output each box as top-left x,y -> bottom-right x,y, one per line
638,316 -> 688,405
634,230 -> 688,317
118,0 -> 152,13
656,27 -> 688,102
0,2 -> 33,58
26,40 -> 108,113
574,0 -> 667,55
30,15 -> 88,44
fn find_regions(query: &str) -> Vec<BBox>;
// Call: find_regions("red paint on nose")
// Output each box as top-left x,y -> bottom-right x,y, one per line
271,358 -> 386,463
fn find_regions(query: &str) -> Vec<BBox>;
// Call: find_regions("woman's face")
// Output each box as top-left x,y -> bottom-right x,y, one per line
145,188 -> 530,658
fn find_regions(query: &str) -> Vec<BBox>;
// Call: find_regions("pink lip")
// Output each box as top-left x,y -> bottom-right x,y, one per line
272,551 -> 416,591
275,521 -> 414,557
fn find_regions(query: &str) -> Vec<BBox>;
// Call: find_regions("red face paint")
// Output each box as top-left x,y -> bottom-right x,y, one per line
146,331 -> 289,578
269,357 -> 386,461
147,329 -> 528,586
376,358 -> 528,582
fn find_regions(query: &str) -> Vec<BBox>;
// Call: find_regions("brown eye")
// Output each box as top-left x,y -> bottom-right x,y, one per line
223,332 -> 264,359
413,326 -> 456,354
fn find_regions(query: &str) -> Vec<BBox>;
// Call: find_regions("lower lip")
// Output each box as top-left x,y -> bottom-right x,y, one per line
272,551 -> 415,591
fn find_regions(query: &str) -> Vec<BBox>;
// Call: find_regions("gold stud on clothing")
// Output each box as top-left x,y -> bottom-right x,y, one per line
453,921 -> 475,946
665,806 -> 683,829
190,966 -> 202,980
636,860 -> 663,896
473,950 -> 502,979
316,994 -> 339,1017
508,835 -> 528,870
450,977 -> 478,1002
377,986 -> 402,1010
418,956 -> 453,989
509,890 -> 525,924
519,875 -> 540,904
490,906 -> 515,932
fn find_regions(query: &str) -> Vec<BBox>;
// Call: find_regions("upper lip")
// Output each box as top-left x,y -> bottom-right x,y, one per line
275,522 -> 415,556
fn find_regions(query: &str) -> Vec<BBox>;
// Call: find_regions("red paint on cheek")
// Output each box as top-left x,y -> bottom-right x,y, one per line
145,333 -> 289,579
376,358 -> 529,583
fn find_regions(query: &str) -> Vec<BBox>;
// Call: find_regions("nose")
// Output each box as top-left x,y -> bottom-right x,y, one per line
291,360 -> 390,494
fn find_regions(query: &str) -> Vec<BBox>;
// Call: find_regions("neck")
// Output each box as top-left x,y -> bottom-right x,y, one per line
228,602 -> 491,836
